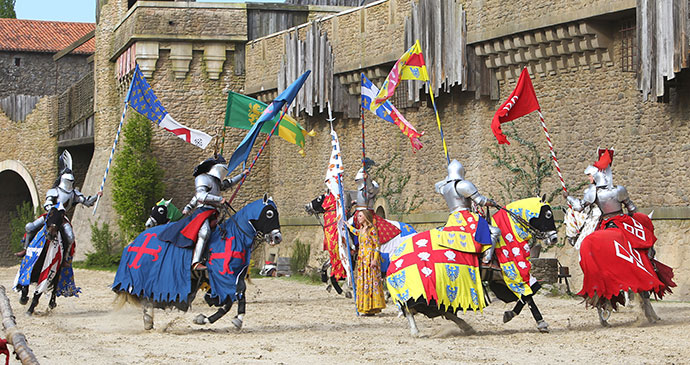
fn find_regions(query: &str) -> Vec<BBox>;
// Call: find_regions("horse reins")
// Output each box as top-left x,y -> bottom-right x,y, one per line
494,204 -> 548,241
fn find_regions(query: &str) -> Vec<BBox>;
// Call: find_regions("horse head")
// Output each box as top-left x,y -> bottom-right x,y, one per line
247,194 -> 282,245
146,204 -> 169,228
503,195 -> 558,246
45,208 -> 65,241
305,193 -> 327,215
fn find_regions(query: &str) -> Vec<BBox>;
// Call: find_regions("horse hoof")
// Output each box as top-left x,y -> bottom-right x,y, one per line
48,301 -> 57,310
193,314 -> 208,325
19,296 -> 28,305
537,320 -> 550,333
503,310 -> 516,323
25,310 -> 33,316
231,317 -> 243,330
344,291 -> 353,299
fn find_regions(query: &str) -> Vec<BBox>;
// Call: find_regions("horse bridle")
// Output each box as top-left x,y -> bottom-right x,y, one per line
490,202 -> 548,241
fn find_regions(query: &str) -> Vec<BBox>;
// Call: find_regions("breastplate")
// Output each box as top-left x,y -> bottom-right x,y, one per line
596,187 -> 623,215
356,190 -> 376,210
57,189 -> 75,211
438,181 -> 472,212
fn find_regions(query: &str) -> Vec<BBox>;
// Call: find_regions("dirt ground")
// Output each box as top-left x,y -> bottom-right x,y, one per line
0,266 -> 688,365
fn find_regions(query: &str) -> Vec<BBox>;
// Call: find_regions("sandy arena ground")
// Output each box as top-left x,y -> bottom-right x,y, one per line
0,265 -> 688,364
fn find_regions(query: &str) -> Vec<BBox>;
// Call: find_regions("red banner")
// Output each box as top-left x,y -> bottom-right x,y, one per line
491,68 -> 541,145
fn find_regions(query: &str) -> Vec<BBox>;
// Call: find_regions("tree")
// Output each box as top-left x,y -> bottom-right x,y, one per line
0,0 -> 16,19
112,113 -> 165,241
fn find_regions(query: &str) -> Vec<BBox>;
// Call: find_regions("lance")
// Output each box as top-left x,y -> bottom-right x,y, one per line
226,105 -> 289,207
93,76 -> 135,215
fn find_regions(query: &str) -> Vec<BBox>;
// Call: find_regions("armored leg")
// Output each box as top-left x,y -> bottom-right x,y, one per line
482,226 -> 502,264
60,222 -> 75,259
24,216 -> 45,249
192,220 -> 212,269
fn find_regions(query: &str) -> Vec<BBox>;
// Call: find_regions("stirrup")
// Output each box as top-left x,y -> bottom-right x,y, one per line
192,263 -> 207,271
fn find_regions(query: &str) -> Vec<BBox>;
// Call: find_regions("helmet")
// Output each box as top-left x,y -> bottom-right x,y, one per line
58,172 -> 75,192
208,163 -> 229,181
447,159 -> 466,181
585,148 -> 614,188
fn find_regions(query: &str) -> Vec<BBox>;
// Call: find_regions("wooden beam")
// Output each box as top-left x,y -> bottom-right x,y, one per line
53,30 -> 95,61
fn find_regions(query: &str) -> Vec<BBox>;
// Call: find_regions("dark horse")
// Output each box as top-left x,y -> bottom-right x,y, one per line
388,197 -> 557,336
14,208 -> 81,315
113,195 -> 281,330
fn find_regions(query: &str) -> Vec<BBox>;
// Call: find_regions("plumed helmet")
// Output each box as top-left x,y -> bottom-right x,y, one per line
585,148 -> 614,188
58,171 -> 75,192
208,163 -> 229,181
447,159 -> 466,181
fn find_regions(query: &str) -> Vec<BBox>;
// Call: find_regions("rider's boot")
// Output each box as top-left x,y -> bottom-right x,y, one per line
503,310 -> 517,323
191,220 -> 211,271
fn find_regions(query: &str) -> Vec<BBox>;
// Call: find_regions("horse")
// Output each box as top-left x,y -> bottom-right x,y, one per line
112,195 -> 282,330
563,208 -> 675,327
13,208 -> 81,315
306,192 -> 417,296
386,197 -> 557,337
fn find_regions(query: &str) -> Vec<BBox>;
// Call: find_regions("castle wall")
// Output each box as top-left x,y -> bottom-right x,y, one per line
0,52 -> 92,99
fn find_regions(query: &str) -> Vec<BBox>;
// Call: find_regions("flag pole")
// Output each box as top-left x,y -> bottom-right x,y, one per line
226,105 -> 289,207
359,87 -> 368,201
426,82 -> 450,165
220,125 -> 227,156
328,101 -> 358,314
537,110 -> 577,230
93,77 -> 135,215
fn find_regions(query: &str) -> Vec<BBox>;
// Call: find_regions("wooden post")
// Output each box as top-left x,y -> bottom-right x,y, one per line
0,286 -> 40,365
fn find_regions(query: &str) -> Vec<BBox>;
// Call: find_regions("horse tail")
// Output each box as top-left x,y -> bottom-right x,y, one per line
113,291 -> 141,310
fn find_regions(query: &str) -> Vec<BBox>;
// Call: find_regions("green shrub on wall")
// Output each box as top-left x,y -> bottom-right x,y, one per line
8,201 -> 40,253
85,222 -> 123,269
112,113 -> 165,241
290,239 -> 311,274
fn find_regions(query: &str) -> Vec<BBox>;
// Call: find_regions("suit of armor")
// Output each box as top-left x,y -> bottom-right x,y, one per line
23,169 -> 97,251
567,151 -> 637,220
354,167 -> 379,211
183,160 -> 243,269
435,160 -> 501,262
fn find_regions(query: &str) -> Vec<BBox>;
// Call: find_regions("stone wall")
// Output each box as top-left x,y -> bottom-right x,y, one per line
0,52 -> 92,99
0,96 -> 58,265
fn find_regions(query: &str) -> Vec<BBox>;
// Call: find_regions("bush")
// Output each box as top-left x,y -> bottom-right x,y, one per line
290,239 -> 311,274
85,222 -> 123,269
112,113 -> 165,241
8,201 -> 40,252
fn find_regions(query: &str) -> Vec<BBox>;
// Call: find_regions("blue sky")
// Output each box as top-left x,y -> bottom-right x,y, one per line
15,0 -> 283,23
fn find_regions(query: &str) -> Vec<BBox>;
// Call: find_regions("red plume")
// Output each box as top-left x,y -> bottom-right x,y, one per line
594,148 -> 614,170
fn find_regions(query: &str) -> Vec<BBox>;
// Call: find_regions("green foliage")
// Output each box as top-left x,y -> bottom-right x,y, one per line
8,201 -> 40,252
371,152 -> 425,220
290,239 -> 311,274
0,0 -> 16,18
112,113 -> 165,241
488,122 -> 555,202
85,222 -> 123,270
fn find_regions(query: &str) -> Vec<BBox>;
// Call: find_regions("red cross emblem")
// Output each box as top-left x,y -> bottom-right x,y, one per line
209,236 -> 246,275
387,230 -> 478,302
127,233 -> 162,269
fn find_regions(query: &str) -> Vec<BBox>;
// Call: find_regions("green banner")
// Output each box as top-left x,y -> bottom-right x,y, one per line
224,91 -> 315,156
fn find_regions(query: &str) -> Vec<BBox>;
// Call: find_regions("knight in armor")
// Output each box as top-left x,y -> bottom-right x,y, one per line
18,150 -> 100,257
160,155 -> 245,271
434,159 -> 501,262
564,148 -> 637,221
353,160 -> 380,212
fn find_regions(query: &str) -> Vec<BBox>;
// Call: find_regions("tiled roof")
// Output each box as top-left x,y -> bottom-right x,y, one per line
0,18 -> 95,54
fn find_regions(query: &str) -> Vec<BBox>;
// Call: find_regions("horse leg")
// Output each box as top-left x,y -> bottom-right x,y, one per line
48,268 -> 62,310
19,285 -> 29,305
523,295 -> 549,333
639,291 -> 661,323
504,299 -> 525,323
330,276 -> 343,295
26,292 -> 42,315
403,307 -> 420,337
442,312 -> 477,335
143,299 -> 154,330
597,306 -> 611,327
231,295 -> 246,330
